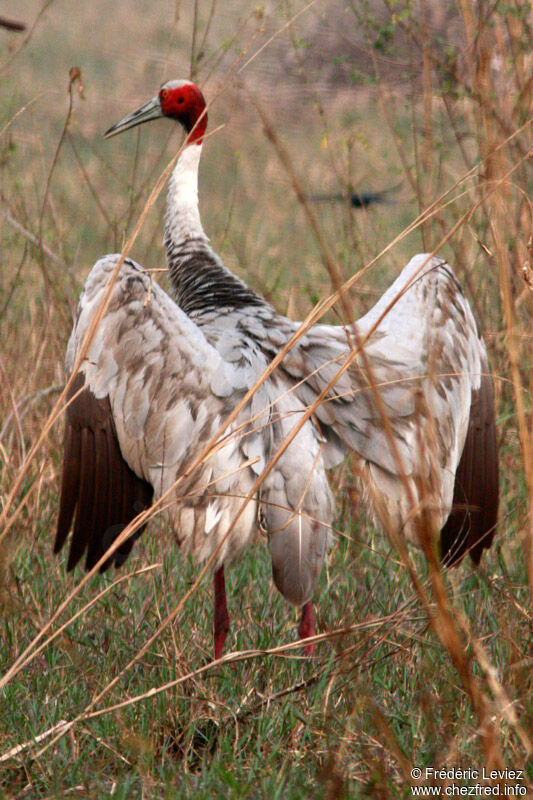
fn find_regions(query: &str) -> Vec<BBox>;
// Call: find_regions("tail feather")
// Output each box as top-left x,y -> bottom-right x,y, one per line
267,488 -> 329,607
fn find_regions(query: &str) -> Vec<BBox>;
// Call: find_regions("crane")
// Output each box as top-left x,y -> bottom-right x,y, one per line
55,80 -> 499,659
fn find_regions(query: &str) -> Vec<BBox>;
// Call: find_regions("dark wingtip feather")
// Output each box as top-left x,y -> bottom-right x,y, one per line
67,426 -> 97,571
54,424 -> 80,555
440,372 -> 499,568
55,373 -> 153,573
84,426 -> 110,570
55,374 -> 87,555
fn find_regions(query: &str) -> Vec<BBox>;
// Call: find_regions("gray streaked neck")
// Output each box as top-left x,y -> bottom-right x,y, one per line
163,143 -> 266,316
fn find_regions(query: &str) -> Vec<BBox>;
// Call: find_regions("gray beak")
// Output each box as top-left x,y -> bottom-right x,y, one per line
104,95 -> 163,139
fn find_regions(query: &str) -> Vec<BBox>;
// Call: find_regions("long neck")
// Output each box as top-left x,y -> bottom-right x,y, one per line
165,143 -> 205,249
164,143 -> 265,317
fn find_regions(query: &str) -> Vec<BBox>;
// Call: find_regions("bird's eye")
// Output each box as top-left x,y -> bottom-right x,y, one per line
177,96 -> 185,104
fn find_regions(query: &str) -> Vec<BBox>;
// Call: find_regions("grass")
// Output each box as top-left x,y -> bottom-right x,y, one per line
2,520 -> 527,797
0,0 -> 532,797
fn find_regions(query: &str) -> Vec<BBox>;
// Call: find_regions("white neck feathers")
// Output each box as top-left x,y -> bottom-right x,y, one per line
164,143 -> 206,245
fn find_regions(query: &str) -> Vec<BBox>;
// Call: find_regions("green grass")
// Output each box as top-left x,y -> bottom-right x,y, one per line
1,0 -> 531,797
1,513 -> 529,797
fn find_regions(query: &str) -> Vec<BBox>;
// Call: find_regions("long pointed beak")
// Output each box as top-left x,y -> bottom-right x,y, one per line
104,95 -> 163,139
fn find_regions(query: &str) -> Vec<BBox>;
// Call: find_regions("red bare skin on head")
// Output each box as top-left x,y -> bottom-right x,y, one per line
159,84 -> 207,144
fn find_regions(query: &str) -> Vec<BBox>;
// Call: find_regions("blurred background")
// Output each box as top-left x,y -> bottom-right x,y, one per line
3,0 -> 504,308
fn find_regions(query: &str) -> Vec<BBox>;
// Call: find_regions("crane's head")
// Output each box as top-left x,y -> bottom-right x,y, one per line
104,80 -> 207,144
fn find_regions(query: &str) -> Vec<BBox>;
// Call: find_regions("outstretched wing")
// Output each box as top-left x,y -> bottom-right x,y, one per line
55,255 -> 263,573
264,254 -> 498,564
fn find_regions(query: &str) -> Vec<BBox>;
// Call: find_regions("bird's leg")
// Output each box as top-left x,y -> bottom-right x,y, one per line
213,565 -> 229,659
298,600 -> 315,656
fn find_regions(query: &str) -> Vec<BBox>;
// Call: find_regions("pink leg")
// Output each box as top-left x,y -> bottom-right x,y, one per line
298,600 -> 315,656
213,565 -> 230,659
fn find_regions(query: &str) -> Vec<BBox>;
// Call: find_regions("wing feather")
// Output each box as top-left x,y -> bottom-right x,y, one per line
440,372 -> 499,565
67,426 -> 96,570
259,255 -> 498,563
55,372 -> 153,573
56,254 -> 260,574
54,416 -> 81,555
85,425 -> 109,570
